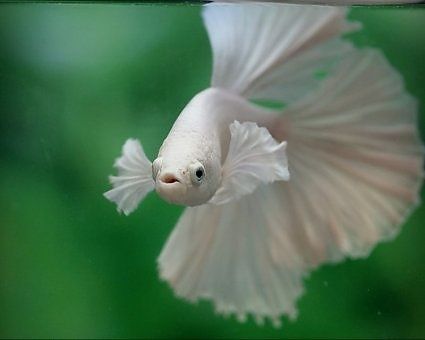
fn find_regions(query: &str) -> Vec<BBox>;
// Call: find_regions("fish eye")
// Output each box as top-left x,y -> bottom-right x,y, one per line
152,157 -> 163,180
196,169 -> 204,179
189,162 -> 205,185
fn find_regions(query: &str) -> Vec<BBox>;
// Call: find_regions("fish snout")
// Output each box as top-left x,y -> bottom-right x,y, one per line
155,171 -> 187,204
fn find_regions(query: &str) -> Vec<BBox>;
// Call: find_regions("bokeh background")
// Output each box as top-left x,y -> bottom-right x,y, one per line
0,3 -> 424,338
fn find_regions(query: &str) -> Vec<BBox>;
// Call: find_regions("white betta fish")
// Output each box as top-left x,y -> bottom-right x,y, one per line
105,3 -> 424,326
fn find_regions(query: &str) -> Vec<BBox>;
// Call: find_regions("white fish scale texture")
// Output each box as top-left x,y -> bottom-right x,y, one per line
203,3 -> 358,103
158,49 -> 423,324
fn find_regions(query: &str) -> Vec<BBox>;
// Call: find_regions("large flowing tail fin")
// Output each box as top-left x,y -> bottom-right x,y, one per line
282,49 -> 423,258
158,47 -> 423,325
203,3 -> 359,103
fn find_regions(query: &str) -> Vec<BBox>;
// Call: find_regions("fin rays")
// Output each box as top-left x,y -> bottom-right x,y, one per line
158,47 -> 423,324
203,3 -> 359,103
104,139 -> 154,215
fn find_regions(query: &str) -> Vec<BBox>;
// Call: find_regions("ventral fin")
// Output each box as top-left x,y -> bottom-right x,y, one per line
104,139 -> 155,215
210,121 -> 289,205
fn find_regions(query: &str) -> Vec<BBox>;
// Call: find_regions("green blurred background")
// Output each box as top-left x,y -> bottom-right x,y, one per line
0,3 -> 424,338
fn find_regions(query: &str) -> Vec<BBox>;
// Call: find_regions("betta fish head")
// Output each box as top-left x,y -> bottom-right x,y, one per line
152,132 -> 222,206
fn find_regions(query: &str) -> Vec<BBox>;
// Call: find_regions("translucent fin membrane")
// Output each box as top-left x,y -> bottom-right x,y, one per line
158,49 -> 423,326
104,139 -> 154,215
203,3 -> 359,102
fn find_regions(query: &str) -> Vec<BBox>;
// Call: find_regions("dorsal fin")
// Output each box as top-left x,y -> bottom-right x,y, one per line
203,3 -> 358,103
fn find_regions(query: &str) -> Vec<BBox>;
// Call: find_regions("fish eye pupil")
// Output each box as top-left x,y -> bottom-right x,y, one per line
195,169 -> 204,179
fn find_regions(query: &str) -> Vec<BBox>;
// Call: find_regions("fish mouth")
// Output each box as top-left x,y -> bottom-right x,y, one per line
155,172 -> 187,204
159,173 -> 181,184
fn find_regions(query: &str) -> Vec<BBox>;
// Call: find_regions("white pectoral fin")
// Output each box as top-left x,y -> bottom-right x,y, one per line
210,121 -> 289,205
104,139 -> 155,215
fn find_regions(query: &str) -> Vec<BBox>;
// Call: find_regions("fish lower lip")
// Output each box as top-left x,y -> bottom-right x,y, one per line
155,180 -> 187,204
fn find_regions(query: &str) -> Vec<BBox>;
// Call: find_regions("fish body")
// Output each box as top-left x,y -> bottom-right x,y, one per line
105,3 -> 423,326
156,88 -> 281,206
